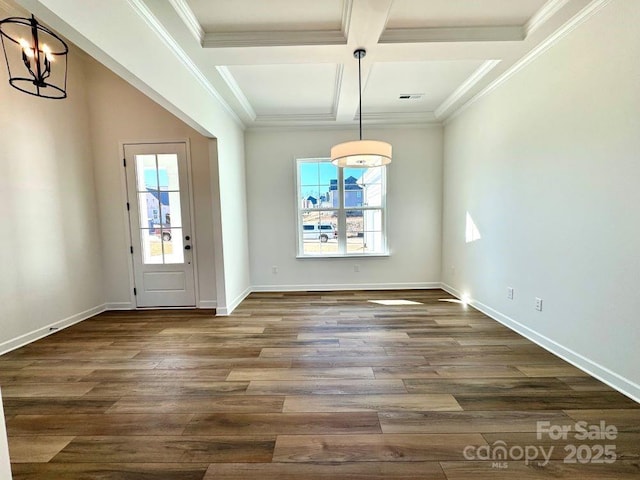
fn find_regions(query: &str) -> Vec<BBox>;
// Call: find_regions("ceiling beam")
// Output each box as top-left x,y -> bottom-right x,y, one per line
379,26 -> 525,44
203,30 -> 346,48
335,0 -> 394,123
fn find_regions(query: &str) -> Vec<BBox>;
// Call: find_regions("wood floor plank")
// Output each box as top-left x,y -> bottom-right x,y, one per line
246,379 -> 407,395
11,463 -> 209,480
379,410 -> 575,433
51,436 -> 276,463
184,412 -> 381,435
8,436 -> 75,463
7,413 -> 193,436
563,409 -> 640,432
374,365 -> 526,379
403,377 -> 574,395
481,432 -> 640,460
0,289 -> 636,479
1,383 -> 98,398
516,365 -> 590,377
84,380 -> 249,397
227,367 -> 374,381
454,392 -> 640,411
283,394 -> 462,412
272,434 -> 485,462
203,462 -> 446,479
440,461 -> 640,479
107,395 -> 284,414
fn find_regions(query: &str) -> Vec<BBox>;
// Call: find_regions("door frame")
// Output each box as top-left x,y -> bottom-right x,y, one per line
118,139 -> 200,309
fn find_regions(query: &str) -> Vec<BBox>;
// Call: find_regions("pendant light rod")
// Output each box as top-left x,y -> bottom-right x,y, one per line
330,48 -> 391,168
354,48 -> 366,141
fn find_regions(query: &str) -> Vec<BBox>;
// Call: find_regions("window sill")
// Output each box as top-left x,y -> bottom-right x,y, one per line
296,253 -> 390,259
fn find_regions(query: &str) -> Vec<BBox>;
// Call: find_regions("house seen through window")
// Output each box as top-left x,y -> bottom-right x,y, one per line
296,158 -> 387,256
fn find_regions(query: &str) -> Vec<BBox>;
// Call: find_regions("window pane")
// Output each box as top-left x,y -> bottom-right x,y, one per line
300,186 -> 321,208
362,231 -> 385,254
296,159 -> 386,257
318,162 -> 337,185
141,229 -> 163,264
135,155 -> 158,191
138,191 -> 158,229
363,209 -> 383,232
346,210 -> 384,254
163,228 -> 184,264
165,191 -> 182,228
157,154 -> 180,190
301,210 -> 338,255
344,167 -> 383,207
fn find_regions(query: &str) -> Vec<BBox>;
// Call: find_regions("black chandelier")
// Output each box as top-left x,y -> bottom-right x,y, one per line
0,14 -> 68,99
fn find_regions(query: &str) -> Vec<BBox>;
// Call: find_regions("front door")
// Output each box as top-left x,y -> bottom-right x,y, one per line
124,143 -> 196,307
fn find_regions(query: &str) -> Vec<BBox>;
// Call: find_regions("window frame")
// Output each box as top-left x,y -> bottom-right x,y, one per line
295,157 -> 388,258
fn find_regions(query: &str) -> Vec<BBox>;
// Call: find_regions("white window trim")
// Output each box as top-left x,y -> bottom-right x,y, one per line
295,157 -> 388,258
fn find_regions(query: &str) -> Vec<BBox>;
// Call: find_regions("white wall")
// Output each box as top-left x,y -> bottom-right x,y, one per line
442,0 -> 640,400
213,132 -> 252,313
246,127 -> 443,290
0,34 -> 104,352
84,61 -> 217,308
0,389 -> 10,479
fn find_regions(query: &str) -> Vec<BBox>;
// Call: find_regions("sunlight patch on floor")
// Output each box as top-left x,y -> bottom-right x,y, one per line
368,299 -> 423,305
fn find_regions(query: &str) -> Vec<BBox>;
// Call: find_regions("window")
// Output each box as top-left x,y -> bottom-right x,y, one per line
296,158 -> 387,257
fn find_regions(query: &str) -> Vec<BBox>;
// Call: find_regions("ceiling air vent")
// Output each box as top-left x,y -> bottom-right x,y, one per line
399,94 -> 423,100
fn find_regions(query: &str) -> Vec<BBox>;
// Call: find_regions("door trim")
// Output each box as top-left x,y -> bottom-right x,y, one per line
119,139 -> 200,309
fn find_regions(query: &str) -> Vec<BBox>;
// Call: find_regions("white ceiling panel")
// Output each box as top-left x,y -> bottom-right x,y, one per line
387,0 -> 548,29
227,64 -> 339,116
364,60 -> 485,112
187,0 -> 346,32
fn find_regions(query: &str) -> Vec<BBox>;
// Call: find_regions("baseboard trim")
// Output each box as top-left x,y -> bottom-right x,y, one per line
105,302 -> 135,310
198,300 -> 217,309
440,283 -> 640,403
0,304 -> 107,356
216,286 -> 252,316
251,282 -> 442,292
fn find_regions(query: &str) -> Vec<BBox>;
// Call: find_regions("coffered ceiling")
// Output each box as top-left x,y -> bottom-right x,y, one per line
156,0 -> 599,128
14,0 -> 604,130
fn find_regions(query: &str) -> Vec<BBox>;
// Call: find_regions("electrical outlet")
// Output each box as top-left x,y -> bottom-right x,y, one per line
272,266 -> 278,274
354,265 -> 360,273
507,287 -> 514,300
535,297 -> 543,311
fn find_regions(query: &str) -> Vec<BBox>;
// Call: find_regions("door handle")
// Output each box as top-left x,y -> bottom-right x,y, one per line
185,245 -> 191,250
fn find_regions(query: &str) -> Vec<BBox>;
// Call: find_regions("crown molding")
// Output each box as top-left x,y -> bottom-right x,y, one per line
358,111 -> 439,124
341,0 -> 354,37
435,59 -> 500,119
525,0 -> 571,36
126,0 -> 243,128
331,63 -> 344,117
203,29 -> 347,48
216,66 -> 256,121
444,0 -> 611,125
379,25 -> 524,44
168,0 -> 204,44
254,113 -> 337,124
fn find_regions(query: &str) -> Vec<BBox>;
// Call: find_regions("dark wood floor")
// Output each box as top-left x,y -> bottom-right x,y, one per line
1,289 -> 638,479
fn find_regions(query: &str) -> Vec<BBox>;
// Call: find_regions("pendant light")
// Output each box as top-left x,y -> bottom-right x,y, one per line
0,15 -> 69,99
331,48 -> 391,167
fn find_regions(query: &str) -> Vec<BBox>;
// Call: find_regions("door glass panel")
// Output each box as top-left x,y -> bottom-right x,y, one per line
135,153 -> 185,265
140,229 -> 164,264
136,155 -> 158,190
164,228 -> 184,264
157,154 -> 181,190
